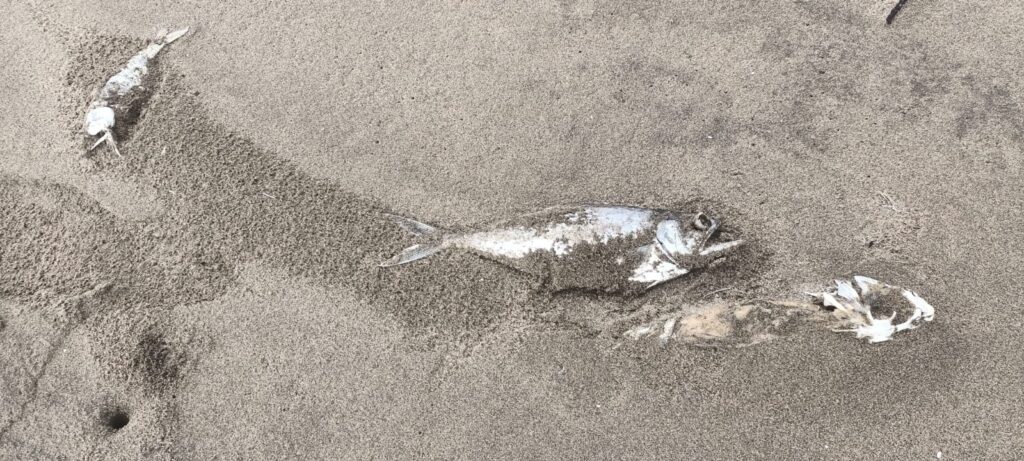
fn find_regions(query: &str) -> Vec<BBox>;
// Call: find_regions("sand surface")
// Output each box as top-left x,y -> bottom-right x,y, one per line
2,0 -> 1022,459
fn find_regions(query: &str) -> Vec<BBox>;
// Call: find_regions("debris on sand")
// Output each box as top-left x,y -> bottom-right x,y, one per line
809,275 -> 935,343
886,0 -> 910,25
84,27 -> 189,157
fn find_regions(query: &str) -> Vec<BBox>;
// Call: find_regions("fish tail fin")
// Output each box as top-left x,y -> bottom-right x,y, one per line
384,213 -> 441,237
380,213 -> 448,267
87,130 -> 121,157
162,27 -> 190,44
143,27 -> 189,59
380,243 -> 444,267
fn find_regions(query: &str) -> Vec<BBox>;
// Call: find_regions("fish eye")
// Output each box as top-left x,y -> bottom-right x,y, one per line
692,213 -> 713,230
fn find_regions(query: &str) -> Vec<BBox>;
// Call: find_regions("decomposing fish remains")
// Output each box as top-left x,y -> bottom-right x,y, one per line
623,300 -> 812,348
809,275 -> 935,343
381,205 -> 744,292
623,275 -> 937,346
84,27 -> 189,156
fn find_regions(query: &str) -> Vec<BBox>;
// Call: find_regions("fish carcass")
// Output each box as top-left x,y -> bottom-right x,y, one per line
381,205 -> 744,292
622,276 -> 937,347
84,27 -> 189,156
809,275 -> 935,343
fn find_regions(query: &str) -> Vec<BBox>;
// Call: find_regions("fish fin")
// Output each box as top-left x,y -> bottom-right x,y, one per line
162,27 -> 189,44
652,239 -> 678,265
87,136 -> 106,152
87,131 -> 121,157
380,243 -> 443,267
385,213 -> 440,236
853,275 -> 884,296
643,267 -> 690,290
107,132 -> 122,157
835,280 -> 860,302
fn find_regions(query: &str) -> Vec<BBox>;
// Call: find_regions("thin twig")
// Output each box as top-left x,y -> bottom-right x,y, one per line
0,283 -> 112,441
702,286 -> 737,299
877,191 -> 900,211
886,0 -> 909,25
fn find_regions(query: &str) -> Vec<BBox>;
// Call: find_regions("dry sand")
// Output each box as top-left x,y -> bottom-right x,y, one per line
2,0 -> 1023,459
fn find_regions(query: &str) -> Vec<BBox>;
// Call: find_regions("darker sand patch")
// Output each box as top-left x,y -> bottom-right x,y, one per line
0,176 -> 231,448
0,177 -> 232,305
58,34 -> 766,341
131,329 -> 186,394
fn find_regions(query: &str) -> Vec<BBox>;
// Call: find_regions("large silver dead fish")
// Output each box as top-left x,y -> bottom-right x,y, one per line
84,27 -> 189,156
381,205 -> 744,292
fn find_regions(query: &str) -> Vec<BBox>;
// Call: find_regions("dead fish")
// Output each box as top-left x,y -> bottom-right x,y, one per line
84,27 -> 189,156
808,275 -> 935,343
623,276 -> 936,347
381,205 -> 744,292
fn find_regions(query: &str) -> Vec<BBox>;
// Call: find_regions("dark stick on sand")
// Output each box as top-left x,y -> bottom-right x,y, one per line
886,0 -> 909,25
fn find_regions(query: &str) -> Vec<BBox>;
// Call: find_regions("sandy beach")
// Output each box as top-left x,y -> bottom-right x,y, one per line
2,0 -> 1022,458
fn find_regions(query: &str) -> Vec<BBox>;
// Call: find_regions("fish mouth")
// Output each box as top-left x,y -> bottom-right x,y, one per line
698,217 -> 744,258
699,239 -> 745,257
700,219 -> 721,249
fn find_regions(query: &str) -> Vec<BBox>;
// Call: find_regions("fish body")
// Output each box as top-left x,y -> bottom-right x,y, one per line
382,205 -> 744,292
84,27 -> 189,156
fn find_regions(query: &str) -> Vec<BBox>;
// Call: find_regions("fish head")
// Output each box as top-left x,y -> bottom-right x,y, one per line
655,212 -> 744,267
85,106 -> 115,136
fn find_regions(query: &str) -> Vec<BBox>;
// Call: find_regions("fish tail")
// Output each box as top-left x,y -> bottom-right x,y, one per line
380,243 -> 445,267
143,28 -> 190,59
380,213 -> 447,267
162,27 -> 190,45
384,213 -> 441,237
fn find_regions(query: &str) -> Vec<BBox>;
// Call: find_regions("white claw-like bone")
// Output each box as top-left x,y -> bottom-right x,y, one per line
853,275 -> 884,295
835,280 -> 860,302
812,276 -> 935,343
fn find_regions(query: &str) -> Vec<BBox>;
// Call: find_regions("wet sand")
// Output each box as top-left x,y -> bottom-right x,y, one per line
2,0 -> 1023,459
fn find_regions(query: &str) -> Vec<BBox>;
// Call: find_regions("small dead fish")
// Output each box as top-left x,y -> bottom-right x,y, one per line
381,205 -> 744,292
84,27 -> 189,156
808,275 -> 935,343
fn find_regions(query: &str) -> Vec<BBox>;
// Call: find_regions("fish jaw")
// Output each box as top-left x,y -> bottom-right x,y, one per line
698,239 -> 744,259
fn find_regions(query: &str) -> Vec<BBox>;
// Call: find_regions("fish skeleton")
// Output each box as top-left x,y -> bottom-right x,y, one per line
84,27 -> 189,156
381,205 -> 744,292
808,275 -> 936,343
